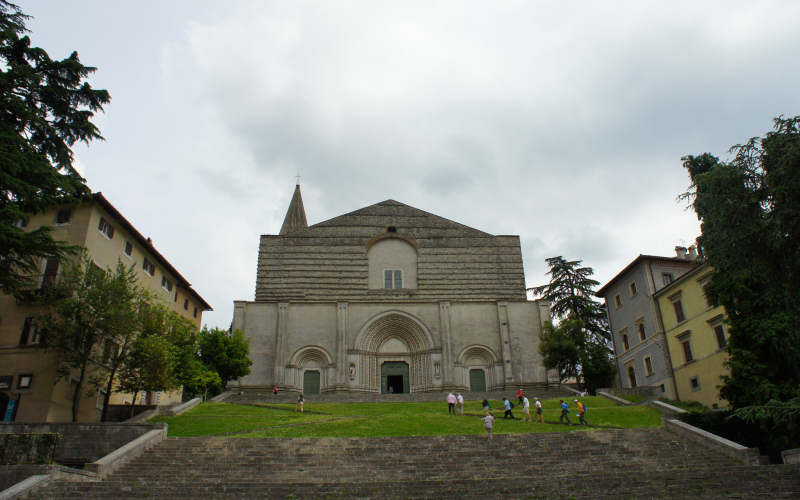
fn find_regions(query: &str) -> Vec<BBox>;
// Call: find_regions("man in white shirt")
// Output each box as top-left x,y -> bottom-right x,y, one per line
535,397 -> 544,423
456,393 -> 464,415
521,395 -> 531,422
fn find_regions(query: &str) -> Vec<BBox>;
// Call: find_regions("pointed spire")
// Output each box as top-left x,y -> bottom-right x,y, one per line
279,184 -> 308,235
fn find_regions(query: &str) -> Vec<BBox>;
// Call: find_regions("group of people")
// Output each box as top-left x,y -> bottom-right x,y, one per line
446,392 -> 465,415
478,390 -> 589,439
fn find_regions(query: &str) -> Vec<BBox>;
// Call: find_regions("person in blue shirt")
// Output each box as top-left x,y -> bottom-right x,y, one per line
503,397 -> 515,419
559,399 -> 570,425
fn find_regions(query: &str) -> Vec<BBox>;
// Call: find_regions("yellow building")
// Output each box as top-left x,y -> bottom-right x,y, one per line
655,262 -> 729,408
0,193 -> 211,422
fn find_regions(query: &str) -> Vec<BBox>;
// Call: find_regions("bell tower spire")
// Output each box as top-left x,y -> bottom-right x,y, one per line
279,183 -> 308,235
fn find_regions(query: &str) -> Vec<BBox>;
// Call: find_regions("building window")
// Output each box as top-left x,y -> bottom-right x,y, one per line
713,323 -> 728,349
193,307 -> 198,318
614,294 -> 622,308
637,322 -> 646,341
621,334 -> 629,351
41,258 -> 59,290
161,276 -> 173,293
174,290 -> 178,302
629,282 -> 638,297
627,365 -> 637,388
102,339 -> 117,364
19,317 -> 38,345
659,384 -> 665,393
682,339 -> 694,363
124,241 -> 134,257
184,299 -> 189,310
143,258 -> 155,277
96,388 -> 107,411
671,294 -> 686,323
55,208 -> 72,224
384,269 -> 402,289
690,376 -> 700,391
662,272 -> 674,286
644,356 -> 654,376
97,217 -> 115,239
17,374 -> 33,389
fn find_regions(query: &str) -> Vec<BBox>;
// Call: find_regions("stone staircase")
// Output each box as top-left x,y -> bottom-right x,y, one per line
27,427 -> 800,499
224,387 -> 571,405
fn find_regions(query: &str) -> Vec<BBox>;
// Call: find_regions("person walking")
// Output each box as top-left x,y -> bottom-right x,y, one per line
575,399 -> 588,425
535,397 -> 544,423
447,392 -> 457,415
503,397 -> 515,420
296,393 -> 304,413
482,398 -> 492,415
516,388 -> 524,406
272,385 -> 278,396
482,412 -> 495,440
456,393 -> 464,416
521,395 -> 531,422
559,399 -> 570,425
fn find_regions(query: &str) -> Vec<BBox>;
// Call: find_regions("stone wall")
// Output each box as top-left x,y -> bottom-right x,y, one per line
0,433 -> 60,464
0,422 -> 166,466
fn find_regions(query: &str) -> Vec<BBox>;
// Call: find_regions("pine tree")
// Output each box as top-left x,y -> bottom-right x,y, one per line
0,0 -> 110,295
682,116 -> 800,408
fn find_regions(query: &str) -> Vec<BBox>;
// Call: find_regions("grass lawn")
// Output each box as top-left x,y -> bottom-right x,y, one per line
152,397 -> 661,438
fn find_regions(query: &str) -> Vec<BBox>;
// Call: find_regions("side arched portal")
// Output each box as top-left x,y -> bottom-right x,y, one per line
457,344 -> 499,392
288,345 -> 334,393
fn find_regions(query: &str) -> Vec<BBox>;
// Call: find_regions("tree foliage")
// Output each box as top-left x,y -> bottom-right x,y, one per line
117,334 -> 178,417
36,256 -> 141,421
532,257 -> 615,393
682,116 -> 800,408
0,0 -> 110,296
198,327 -> 252,391
530,256 -> 609,341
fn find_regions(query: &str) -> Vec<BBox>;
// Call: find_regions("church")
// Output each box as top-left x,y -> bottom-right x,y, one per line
230,185 -> 552,394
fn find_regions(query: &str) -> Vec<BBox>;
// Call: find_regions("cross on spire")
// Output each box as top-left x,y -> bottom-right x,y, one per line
295,173 -> 301,185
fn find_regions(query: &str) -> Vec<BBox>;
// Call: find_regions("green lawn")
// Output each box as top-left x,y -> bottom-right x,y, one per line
152,397 -> 662,438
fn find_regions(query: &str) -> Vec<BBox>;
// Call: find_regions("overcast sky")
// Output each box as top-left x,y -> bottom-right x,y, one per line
26,1 -> 800,327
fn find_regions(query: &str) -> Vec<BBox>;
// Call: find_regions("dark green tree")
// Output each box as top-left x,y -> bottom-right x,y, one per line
0,0 -> 110,296
682,116 -> 800,408
532,257 -> 615,393
198,327 -> 252,395
530,256 -> 609,341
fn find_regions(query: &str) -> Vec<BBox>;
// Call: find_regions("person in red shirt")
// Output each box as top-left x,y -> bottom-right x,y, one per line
516,388 -> 524,406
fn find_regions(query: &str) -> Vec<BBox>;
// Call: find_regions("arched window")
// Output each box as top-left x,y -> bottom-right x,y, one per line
367,237 -> 417,289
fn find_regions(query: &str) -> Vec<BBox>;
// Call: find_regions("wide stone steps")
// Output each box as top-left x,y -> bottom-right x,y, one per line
27,428 -> 800,499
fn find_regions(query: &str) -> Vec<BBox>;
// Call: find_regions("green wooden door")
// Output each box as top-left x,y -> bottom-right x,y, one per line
469,369 -> 486,392
303,370 -> 320,395
381,362 -> 409,393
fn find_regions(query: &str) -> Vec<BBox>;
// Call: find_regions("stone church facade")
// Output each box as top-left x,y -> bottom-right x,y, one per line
231,185 -> 552,394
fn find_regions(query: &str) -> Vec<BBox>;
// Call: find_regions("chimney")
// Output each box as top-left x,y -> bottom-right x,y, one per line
675,246 -> 688,259
688,245 -> 698,260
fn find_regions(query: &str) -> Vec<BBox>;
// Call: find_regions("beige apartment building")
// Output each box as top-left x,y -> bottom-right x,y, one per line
0,193 -> 211,422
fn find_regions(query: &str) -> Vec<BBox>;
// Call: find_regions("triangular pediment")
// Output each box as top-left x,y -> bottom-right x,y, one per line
309,200 -> 492,237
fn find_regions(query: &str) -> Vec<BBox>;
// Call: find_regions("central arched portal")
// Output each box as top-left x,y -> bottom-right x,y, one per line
354,312 -> 437,393
381,362 -> 409,393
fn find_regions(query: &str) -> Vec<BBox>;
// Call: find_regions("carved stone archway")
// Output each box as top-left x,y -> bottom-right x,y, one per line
351,311 -> 438,393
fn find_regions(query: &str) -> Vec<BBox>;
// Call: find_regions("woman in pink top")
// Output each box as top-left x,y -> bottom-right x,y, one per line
447,392 -> 457,415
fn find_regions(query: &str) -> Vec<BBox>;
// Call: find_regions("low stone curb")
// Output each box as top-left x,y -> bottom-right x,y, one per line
159,397 -> 201,417
596,391 -> 632,406
209,391 -> 233,402
0,474 -> 51,500
649,400 -> 687,416
84,427 -> 167,478
664,418 -> 762,465
782,448 -> 800,465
